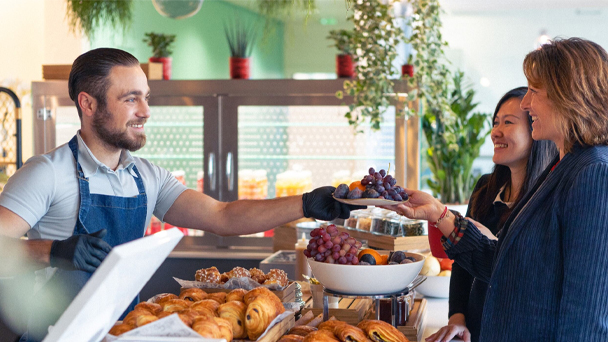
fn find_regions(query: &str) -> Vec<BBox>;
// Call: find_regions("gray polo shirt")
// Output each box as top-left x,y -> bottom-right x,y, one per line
0,132 -> 187,240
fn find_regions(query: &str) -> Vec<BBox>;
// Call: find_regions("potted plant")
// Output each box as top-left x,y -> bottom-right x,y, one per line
65,0 -> 133,39
327,30 -> 355,78
143,32 -> 176,80
224,20 -> 258,79
402,54 -> 414,78
329,0 -> 405,131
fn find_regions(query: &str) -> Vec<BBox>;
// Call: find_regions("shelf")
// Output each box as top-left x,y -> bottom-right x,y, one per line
133,155 -> 394,161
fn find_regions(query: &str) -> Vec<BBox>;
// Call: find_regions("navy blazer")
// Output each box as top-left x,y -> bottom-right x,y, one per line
447,145 -> 608,341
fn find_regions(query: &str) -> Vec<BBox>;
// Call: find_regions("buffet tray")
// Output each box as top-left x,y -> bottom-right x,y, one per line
336,226 -> 429,251
300,293 -> 373,325
181,281 -> 296,303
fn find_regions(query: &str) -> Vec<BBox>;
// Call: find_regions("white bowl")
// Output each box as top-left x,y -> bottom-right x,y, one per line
415,275 -> 450,298
306,252 -> 425,295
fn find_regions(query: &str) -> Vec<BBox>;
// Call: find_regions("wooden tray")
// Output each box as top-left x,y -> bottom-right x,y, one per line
337,226 -> 429,251
365,298 -> 427,342
300,293 -> 373,325
185,281 -> 297,303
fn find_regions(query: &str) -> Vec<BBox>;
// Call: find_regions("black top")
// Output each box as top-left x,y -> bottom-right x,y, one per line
448,174 -> 510,342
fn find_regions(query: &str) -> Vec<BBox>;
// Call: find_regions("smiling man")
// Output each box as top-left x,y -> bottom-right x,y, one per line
0,48 -> 362,342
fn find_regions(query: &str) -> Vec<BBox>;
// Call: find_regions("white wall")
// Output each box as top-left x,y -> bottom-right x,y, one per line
0,0 -> 86,161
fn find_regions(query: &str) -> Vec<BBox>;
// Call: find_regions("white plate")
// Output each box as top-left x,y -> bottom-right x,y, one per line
333,196 -> 408,206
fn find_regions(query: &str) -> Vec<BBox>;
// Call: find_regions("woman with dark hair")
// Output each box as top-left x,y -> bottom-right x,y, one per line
386,37 -> 608,341
428,87 -> 556,342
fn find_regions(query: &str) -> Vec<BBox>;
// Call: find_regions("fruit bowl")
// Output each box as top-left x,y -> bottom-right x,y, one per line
415,275 -> 450,298
306,252 -> 425,295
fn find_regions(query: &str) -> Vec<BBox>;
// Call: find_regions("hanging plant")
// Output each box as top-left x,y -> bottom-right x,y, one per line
65,0 -> 133,39
331,0 -> 405,132
256,0 -> 316,19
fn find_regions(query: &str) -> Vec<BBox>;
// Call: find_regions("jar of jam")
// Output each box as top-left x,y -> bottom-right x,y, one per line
378,296 -> 408,326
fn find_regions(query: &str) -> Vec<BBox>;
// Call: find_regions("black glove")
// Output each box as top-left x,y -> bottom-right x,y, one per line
302,186 -> 366,221
50,229 -> 112,273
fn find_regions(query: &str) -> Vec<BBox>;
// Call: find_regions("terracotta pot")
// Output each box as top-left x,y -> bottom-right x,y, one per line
149,57 -> 172,80
230,57 -> 250,79
402,64 -> 414,78
336,54 -> 355,78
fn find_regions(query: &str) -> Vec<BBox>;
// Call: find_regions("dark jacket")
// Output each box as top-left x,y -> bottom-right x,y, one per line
447,145 -> 608,342
449,174 -> 510,342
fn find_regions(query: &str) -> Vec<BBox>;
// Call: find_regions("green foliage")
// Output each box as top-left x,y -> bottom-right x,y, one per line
422,71 -> 491,203
329,0 -> 404,132
256,0 -> 316,18
407,0 -> 490,203
224,19 -> 258,58
143,32 -> 176,58
65,0 -> 133,39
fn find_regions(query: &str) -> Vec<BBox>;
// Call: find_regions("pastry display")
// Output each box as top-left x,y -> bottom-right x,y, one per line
226,288 -> 248,303
245,287 -> 286,340
357,320 -> 409,342
195,266 -> 222,284
179,288 -> 208,302
218,300 -> 248,339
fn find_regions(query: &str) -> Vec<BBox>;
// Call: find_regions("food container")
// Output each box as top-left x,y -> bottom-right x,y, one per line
344,210 -> 360,230
385,212 -> 402,236
401,219 -> 425,237
356,211 -> 372,232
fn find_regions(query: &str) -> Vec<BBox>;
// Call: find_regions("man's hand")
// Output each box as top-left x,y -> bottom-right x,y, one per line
302,186 -> 366,221
49,229 -> 112,273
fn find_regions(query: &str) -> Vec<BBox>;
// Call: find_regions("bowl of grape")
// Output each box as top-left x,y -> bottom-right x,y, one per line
333,167 -> 409,206
304,224 -> 424,295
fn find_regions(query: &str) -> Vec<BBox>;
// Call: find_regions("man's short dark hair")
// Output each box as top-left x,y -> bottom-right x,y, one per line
68,48 -> 140,119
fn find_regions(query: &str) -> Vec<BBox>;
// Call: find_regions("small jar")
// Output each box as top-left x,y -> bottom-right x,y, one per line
385,213 -> 402,236
356,212 -> 372,231
344,211 -> 360,230
401,218 -> 425,236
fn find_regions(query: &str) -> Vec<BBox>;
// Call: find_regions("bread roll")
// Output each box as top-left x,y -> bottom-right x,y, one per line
218,300 -> 247,339
357,320 -> 409,342
179,288 -> 208,302
108,323 -> 135,336
226,288 -> 248,303
192,317 -> 222,339
245,288 -> 285,340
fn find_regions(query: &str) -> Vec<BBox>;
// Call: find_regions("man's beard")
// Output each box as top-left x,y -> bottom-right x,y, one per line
92,107 -> 146,152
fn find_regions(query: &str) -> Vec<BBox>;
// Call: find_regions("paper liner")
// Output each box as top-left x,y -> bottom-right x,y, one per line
173,276 -> 286,291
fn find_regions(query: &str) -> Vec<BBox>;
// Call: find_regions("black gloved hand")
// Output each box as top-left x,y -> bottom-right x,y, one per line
302,186 -> 366,221
49,229 -> 112,273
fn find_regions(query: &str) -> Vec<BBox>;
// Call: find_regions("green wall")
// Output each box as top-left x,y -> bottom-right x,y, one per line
91,0 -> 284,80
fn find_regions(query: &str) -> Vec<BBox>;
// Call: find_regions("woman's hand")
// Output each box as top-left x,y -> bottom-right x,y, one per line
426,313 -> 471,342
467,217 -> 497,240
380,189 -> 445,221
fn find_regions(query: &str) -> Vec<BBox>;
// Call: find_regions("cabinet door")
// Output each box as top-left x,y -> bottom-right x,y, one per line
221,96 -> 398,202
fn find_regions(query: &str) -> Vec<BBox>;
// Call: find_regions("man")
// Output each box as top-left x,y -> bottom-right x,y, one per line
0,48 -> 361,341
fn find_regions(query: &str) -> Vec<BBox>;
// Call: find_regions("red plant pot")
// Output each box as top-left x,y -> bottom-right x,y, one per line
149,57 -> 172,80
336,54 -> 355,78
402,64 -> 414,78
230,57 -> 250,79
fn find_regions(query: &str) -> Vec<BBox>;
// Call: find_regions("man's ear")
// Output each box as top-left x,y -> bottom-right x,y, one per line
77,92 -> 97,118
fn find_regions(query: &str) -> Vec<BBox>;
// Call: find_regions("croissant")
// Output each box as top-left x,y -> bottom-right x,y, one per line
157,311 -> 193,327
134,302 -> 162,315
214,317 -> 234,342
357,320 -> 409,342
218,300 -> 248,339
135,314 -> 159,327
191,299 -> 220,312
195,267 -> 222,284
192,317 -> 222,339
250,267 -> 267,284
303,329 -> 341,342
245,288 -> 285,340
332,323 -> 371,342
287,325 -> 318,336
123,308 -> 154,326
160,299 -> 191,313
226,288 -> 248,303
179,288 -> 208,302
180,308 -> 211,321
108,323 -> 135,336
244,286 -> 275,305
208,292 -> 227,304
278,334 -> 306,342
154,293 -> 178,304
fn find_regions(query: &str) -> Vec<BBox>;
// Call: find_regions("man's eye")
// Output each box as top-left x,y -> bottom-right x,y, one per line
126,98 -> 136,103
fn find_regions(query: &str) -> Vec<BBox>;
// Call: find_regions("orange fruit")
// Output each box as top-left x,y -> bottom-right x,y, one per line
357,249 -> 383,265
349,181 -> 366,192
380,254 -> 389,265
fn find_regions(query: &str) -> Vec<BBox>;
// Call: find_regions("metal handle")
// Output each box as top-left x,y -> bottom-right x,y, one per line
226,152 -> 234,191
208,152 -> 216,191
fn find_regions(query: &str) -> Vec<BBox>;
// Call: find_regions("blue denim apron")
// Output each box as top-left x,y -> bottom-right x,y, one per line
22,135 -> 148,341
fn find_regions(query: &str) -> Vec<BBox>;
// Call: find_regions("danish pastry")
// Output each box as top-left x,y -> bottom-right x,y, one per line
278,334 -> 306,342
213,317 -> 234,342
192,317 -> 222,339
303,329 -> 341,342
263,269 -> 288,287
250,267 -> 267,284
208,292 -> 227,304
288,325 -> 317,336
357,320 -> 409,342
245,287 -> 285,340
108,323 -> 135,336
179,288 -> 208,302
195,266 -> 222,284
226,288 -> 248,303
243,286 -> 273,305
218,300 -> 248,339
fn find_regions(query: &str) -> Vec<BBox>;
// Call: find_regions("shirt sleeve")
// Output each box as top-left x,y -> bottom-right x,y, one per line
556,163 -> 608,341
151,164 -> 188,221
0,155 -> 56,228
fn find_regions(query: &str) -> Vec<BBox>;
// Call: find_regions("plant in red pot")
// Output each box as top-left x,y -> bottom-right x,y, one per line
143,32 -> 176,80
327,29 -> 355,78
224,19 -> 258,80
402,54 -> 414,78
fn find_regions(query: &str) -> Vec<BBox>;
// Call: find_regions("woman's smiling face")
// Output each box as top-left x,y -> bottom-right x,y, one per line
520,85 -> 565,151
491,98 -> 533,170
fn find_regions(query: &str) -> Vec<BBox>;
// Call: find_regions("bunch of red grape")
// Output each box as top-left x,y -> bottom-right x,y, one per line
303,224 -> 362,264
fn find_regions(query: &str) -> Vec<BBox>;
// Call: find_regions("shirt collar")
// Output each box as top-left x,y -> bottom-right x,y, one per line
493,185 -> 514,208
76,131 -> 137,178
